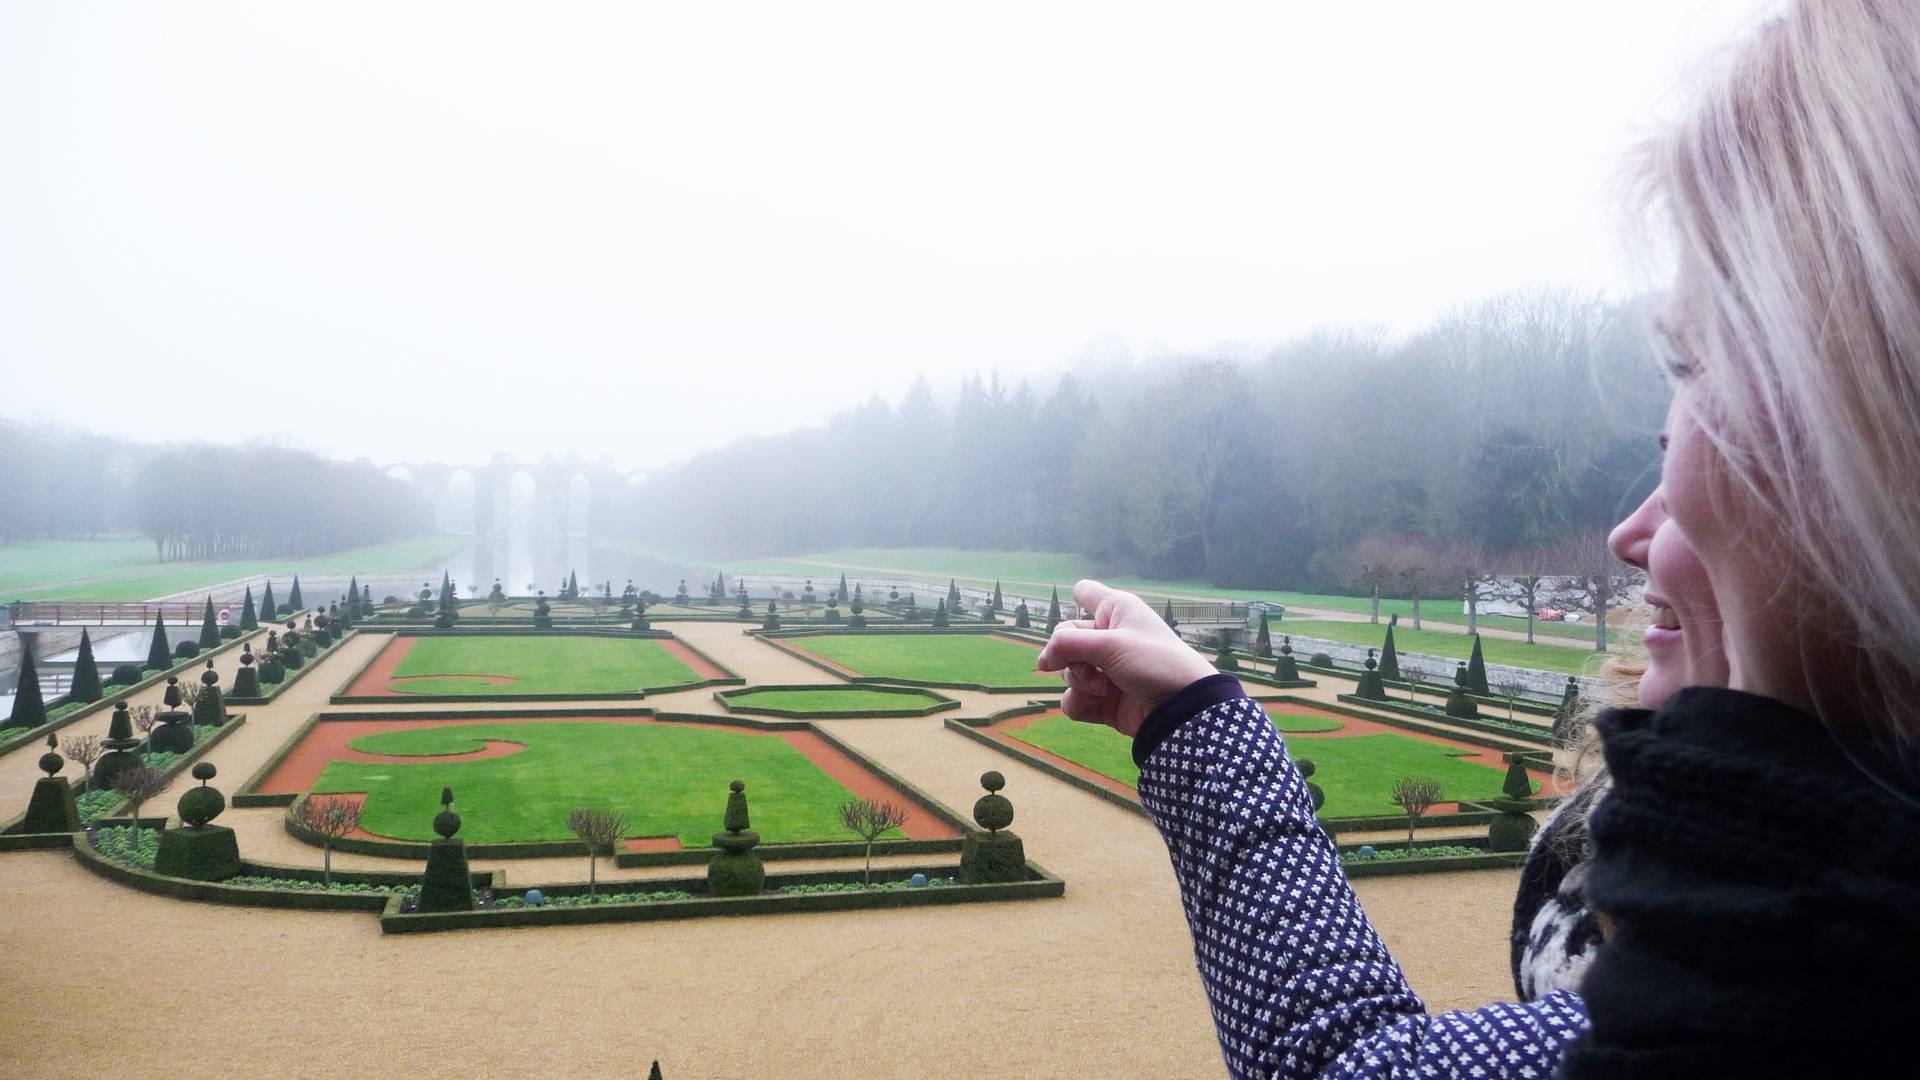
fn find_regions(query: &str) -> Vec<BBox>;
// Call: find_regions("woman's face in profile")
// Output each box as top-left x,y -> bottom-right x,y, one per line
1609,424 -> 1729,707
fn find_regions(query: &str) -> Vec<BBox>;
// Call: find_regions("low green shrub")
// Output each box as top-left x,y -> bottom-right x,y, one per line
77,788 -> 121,822
774,877 -> 954,895
492,889 -> 692,908
1310,652 -> 1334,667
1342,844 -> 1480,863
225,875 -> 418,897
220,626 -> 242,641
93,825 -> 159,868
173,641 -> 200,660
110,665 -> 141,686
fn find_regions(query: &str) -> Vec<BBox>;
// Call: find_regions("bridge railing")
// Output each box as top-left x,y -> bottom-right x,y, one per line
6,601 -> 232,627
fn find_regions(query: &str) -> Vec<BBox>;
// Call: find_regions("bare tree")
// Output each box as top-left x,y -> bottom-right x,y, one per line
130,705 -> 159,736
566,807 -> 629,899
292,795 -> 364,887
1338,533 -> 1401,624
1389,777 -> 1444,854
1400,660 -> 1439,708
1552,529 -> 1645,652
60,734 -> 102,787
1391,535 -> 1449,631
1493,677 -> 1530,722
1443,539 -> 1501,636
839,798 -> 910,886
1491,547 -> 1562,644
112,766 -> 169,850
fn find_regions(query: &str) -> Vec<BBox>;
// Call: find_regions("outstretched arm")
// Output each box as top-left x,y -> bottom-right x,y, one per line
1039,581 -> 1587,1078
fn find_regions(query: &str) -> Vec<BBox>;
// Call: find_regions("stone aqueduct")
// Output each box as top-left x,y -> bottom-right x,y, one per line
378,462 -> 641,540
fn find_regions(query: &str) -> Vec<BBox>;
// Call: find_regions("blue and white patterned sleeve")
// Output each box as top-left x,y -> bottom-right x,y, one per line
1134,685 -> 1589,1079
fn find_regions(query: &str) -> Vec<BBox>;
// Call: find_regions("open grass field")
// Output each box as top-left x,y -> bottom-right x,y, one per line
1274,619 -> 1601,675
0,533 -> 465,602
388,635 -> 701,695
790,633 -> 1058,688
722,687 -> 949,714
1004,710 -> 1531,818
312,721 -> 862,845
638,545 -> 1636,649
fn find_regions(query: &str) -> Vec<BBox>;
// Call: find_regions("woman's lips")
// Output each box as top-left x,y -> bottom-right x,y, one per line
1644,623 -> 1683,648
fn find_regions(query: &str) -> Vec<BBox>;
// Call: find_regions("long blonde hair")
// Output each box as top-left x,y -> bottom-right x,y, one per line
1638,0 -> 1920,789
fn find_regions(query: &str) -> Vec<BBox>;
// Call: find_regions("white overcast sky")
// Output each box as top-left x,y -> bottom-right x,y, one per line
0,1 -> 1771,471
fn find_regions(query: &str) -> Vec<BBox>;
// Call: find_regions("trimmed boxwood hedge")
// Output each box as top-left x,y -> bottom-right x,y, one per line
1333,694 -> 1556,747
0,630 -> 262,758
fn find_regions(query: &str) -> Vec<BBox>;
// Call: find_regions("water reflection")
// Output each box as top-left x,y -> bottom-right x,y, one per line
433,538 -> 701,598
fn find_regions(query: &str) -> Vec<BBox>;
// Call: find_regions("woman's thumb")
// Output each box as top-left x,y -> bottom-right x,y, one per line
1037,623 -> 1124,673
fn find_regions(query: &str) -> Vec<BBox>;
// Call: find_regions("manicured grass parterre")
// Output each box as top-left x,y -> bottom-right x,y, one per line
0,533 -> 465,602
1006,711 -> 1529,818
387,636 -> 700,695
314,721 -> 863,845
722,687 -> 950,714
792,633 -> 1059,689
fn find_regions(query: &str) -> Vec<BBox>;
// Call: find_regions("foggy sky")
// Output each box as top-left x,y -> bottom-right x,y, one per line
0,1 -> 1769,472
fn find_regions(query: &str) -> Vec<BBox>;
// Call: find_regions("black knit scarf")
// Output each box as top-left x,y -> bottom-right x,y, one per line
1557,687 -> 1920,1078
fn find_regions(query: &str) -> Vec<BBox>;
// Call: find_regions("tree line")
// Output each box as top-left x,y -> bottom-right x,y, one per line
627,286 -> 1670,611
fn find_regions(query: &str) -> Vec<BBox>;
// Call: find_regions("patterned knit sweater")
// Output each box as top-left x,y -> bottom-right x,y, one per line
1133,675 -> 1589,1078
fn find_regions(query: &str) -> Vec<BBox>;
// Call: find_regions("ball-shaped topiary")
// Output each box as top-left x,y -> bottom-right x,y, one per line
39,733 -> 63,777
972,771 -> 1014,834
110,664 -> 140,686
1298,758 -> 1326,812
178,781 -> 226,829
433,786 -> 461,838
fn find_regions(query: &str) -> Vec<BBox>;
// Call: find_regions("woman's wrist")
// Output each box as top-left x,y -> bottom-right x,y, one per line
1131,672 -> 1247,767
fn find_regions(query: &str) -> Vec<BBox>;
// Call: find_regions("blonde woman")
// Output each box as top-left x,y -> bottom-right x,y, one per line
1039,4 -> 1920,1075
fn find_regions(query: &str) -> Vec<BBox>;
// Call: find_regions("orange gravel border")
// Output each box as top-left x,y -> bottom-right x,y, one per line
256,714 -> 963,844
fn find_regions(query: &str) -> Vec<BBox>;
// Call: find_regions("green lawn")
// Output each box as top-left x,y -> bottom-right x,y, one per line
793,633 -> 1059,689
723,687 -> 949,713
1273,620 -> 1603,676
388,636 -> 701,695
1007,713 -> 1529,818
315,721 -> 860,844
0,533 -> 466,602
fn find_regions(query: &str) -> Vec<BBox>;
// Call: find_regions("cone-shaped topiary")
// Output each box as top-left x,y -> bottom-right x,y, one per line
346,576 -> 361,618
1274,636 -> 1300,681
991,580 -> 1003,612
761,600 -> 780,631
960,771 -> 1026,884
151,674 -> 195,752
191,659 -> 226,726
286,576 -> 303,611
259,581 -> 277,623
1045,588 -> 1062,634
1487,759 -> 1539,852
849,585 -> 867,627
69,628 -> 103,704
1014,600 -> 1031,629
1378,619 -> 1401,682
947,579 -> 962,611
5,649 -> 47,730
1502,757 -> 1535,801
1354,648 -> 1387,701
1254,611 -> 1273,658
1552,677 -> 1582,747
144,617 -> 171,672
932,598 -> 950,628
838,574 -> 850,603
1464,634 -> 1489,695
240,585 -> 258,630
418,787 -> 475,912
649,1062 -> 663,1080
707,779 -> 764,897
199,596 -> 220,649
1162,599 -> 1178,630
22,734 -> 80,834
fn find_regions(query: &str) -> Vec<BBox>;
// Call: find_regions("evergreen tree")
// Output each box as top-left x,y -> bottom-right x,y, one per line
1162,598 -> 1178,630
438,573 -> 458,623
259,581 -> 277,623
69,628 -> 104,704
1045,587 -> 1062,633
1464,634 -> 1490,694
287,576 -> 304,611
991,580 -> 1004,612
568,571 -> 580,600
5,649 -> 46,729
1254,611 -> 1273,658
239,586 -> 258,630
145,617 -> 172,671
837,574 -> 850,602
199,596 -> 220,649
346,576 -> 361,618
1378,619 -> 1402,682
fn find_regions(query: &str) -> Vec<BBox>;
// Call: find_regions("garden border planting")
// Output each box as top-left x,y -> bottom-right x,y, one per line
71,834 -> 501,911
714,683 -> 961,718
328,629 -> 743,704
379,860 -> 1066,933
1332,693 -> 1557,747
0,629 -> 262,757
225,629 -> 357,705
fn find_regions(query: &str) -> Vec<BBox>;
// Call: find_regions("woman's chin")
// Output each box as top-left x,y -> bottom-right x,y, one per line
1638,667 -> 1684,711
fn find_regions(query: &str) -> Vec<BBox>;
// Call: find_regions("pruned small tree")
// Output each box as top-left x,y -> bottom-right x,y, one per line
60,734 -> 102,787
113,766 -> 170,849
131,705 -> 159,735
1337,532 -> 1400,624
1491,547 -> 1561,645
839,797 -> 910,886
566,807 -> 628,899
292,794 -> 364,886
1493,677 -> 1530,721
1389,776 -> 1443,853
1443,539 -> 1500,636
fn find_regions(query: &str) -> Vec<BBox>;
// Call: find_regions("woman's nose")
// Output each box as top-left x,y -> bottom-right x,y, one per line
1608,486 -> 1663,570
